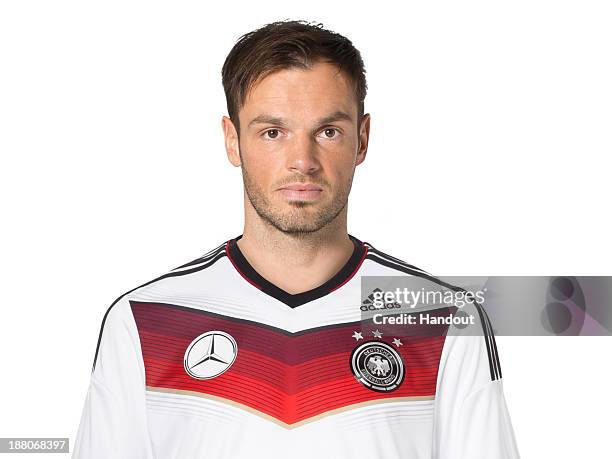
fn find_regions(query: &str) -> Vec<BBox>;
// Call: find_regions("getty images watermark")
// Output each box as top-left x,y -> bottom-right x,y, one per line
359,276 -> 612,337
364,285 -> 486,327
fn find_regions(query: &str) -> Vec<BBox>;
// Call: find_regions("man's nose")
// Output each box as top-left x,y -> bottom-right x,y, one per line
286,133 -> 321,175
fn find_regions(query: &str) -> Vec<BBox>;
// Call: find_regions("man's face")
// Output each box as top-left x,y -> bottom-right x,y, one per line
224,61 -> 370,234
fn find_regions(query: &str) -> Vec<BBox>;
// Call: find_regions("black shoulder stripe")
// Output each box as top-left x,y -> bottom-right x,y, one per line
365,253 -> 430,278
91,249 -> 227,373
365,253 -> 501,381
362,242 -> 430,275
473,300 -> 502,380
170,242 -> 227,271
489,318 -> 502,379
471,299 -> 501,380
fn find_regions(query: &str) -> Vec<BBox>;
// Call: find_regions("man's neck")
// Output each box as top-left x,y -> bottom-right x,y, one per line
236,227 -> 355,295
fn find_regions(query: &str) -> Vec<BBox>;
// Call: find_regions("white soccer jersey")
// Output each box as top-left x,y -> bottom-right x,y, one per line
73,234 -> 520,459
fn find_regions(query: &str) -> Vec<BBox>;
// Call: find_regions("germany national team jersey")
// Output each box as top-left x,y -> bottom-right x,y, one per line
72,234 -> 520,458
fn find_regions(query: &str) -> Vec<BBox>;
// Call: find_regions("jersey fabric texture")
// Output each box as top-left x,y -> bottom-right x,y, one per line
73,234 -> 520,459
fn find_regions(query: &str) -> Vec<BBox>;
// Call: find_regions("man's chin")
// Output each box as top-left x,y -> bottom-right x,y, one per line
267,211 -> 328,233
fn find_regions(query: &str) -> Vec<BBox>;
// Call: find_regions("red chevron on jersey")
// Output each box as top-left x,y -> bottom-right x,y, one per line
130,300 -> 452,427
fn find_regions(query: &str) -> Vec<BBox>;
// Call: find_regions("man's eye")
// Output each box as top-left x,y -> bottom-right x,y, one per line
264,129 -> 280,139
320,128 -> 339,139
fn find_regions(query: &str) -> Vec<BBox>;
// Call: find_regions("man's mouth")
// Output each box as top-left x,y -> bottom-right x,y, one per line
278,183 -> 324,201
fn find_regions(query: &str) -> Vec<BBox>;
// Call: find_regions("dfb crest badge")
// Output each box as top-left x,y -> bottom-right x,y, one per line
350,341 -> 405,392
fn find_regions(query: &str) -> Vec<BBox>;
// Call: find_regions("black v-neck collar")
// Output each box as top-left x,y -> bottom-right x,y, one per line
225,234 -> 368,308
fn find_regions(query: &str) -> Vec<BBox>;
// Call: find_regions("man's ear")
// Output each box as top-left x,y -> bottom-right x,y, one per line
356,113 -> 371,166
222,116 -> 241,167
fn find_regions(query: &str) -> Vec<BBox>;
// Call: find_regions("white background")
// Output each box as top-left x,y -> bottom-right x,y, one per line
1,1 -> 611,458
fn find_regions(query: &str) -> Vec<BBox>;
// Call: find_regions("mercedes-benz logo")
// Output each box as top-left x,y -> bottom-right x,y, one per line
184,331 -> 238,380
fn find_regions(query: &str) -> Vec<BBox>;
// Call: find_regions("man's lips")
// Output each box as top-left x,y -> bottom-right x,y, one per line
277,183 -> 324,201
278,183 -> 323,191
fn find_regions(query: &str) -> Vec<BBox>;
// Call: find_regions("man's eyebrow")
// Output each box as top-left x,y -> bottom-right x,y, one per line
247,110 -> 353,129
248,115 -> 289,128
316,110 -> 353,125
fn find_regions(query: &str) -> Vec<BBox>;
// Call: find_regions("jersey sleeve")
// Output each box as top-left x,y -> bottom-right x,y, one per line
432,300 -> 520,459
72,296 -> 156,459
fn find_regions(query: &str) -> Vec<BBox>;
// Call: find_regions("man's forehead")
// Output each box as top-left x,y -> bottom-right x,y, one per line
240,63 -> 357,118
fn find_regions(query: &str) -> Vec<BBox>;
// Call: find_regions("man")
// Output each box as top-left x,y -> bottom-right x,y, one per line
73,20 -> 520,458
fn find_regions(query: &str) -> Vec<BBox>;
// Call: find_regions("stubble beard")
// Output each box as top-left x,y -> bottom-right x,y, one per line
240,155 -> 352,235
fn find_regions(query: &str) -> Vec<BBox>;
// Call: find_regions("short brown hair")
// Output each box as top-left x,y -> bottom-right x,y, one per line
221,20 -> 367,136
